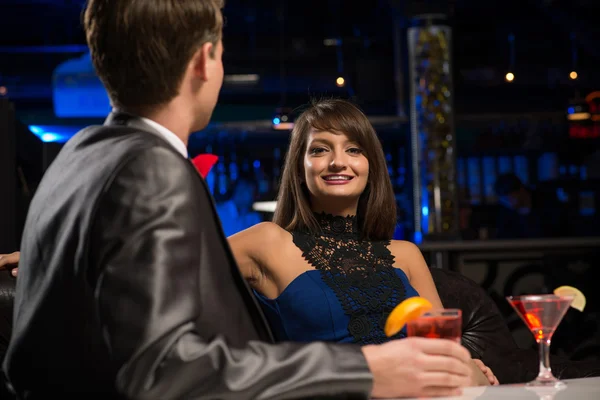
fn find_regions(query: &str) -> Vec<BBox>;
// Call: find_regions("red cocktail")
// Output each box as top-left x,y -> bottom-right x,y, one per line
506,294 -> 574,388
406,309 -> 461,342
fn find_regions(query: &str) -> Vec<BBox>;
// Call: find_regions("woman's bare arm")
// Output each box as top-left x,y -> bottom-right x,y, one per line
389,241 -> 491,386
227,222 -> 284,287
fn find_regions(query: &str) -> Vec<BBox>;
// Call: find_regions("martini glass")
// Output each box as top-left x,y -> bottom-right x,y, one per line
525,386 -> 566,400
506,294 -> 574,388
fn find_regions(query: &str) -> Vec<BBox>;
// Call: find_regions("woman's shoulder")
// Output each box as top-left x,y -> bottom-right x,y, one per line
251,221 -> 288,235
230,221 -> 290,244
227,222 -> 292,279
387,240 -> 425,274
388,239 -> 421,255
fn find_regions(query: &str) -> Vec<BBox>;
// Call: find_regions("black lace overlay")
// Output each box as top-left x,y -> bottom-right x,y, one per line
291,213 -> 407,345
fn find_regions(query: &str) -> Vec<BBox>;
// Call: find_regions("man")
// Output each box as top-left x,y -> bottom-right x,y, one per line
2,1 -> 475,398
494,173 -> 564,239
216,176 -> 262,236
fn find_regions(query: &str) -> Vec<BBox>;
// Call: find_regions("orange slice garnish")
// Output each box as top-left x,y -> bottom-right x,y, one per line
384,296 -> 433,337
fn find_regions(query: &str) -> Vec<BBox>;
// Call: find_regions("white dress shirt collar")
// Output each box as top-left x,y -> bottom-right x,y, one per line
139,116 -> 188,158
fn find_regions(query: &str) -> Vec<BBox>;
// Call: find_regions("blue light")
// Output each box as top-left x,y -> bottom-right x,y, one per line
53,53 -> 111,117
253,160 -> 261,168
29,125 -> 44,134
581,208 -> 595,216
568,107 -> 575,114
28,125 -> 80,144
420,186 -> 429,243
272,117 -> 281,125
413,231 -> 423,244
41,133 -> 60,143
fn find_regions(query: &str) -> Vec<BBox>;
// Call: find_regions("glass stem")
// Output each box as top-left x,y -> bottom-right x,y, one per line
538,337 -> 553,380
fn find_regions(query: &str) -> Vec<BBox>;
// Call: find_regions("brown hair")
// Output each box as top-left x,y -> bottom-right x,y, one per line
83,0 -> 224,110
273,98 -> 397,240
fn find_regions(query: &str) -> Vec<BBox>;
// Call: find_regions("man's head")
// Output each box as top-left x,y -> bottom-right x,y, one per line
83,0 -> 225,131
494,173 -> 531,211
231,176 -> 257,213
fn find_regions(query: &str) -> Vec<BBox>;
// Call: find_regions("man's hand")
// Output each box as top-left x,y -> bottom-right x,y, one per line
362,337 -> 473,398
0,251 -> 19,277
472,358 -> 499,386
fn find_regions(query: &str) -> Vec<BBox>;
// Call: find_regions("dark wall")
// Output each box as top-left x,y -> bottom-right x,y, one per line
0,99 -> 17,253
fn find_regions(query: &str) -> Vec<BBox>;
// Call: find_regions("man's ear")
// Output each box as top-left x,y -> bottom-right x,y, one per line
190,42 -> 214,82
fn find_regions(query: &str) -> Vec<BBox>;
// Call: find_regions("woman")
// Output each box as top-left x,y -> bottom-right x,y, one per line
1,99 -> 497,385
230,99 -> 437,340
228,99 -> 495,384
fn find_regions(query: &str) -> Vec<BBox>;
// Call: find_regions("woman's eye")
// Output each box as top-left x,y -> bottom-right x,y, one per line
309,147 -> 326,154
348,147 -> 363,154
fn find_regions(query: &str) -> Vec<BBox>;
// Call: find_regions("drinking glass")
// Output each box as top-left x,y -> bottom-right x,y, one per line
406,308 -> 462,342
506,294 -> 574,388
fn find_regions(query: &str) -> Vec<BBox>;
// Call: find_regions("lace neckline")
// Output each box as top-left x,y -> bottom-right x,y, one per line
314,212 -> 360,237
291,212 -> 407,345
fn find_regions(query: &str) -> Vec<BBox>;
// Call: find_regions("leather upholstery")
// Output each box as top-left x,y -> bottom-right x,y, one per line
0,272 -> 13,356
0,270 -> 14,399
430,268 -> 600,384
429,268 -> 517,360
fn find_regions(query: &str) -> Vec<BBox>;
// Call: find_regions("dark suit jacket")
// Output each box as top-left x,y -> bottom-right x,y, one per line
2,112 -> 372,399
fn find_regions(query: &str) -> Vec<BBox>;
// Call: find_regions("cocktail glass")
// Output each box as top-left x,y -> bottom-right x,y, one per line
406,309 -> 462,342
506,294 -> 574,388
525,385 -> 566,400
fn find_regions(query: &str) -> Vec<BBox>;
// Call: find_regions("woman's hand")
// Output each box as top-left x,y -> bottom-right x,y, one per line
0,251 -> 20,277
472,358 -> 499,385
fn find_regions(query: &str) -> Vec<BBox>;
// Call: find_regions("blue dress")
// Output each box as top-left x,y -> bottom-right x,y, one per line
254,213 -> 420,345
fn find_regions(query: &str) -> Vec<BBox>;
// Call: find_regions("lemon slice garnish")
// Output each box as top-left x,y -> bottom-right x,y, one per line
554,286 -> 586,312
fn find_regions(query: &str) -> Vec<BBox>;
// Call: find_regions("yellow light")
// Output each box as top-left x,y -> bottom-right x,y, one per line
570,71 -> 578,80
505,72 -> 514,82
272,122 -> 295,130
336,77 -> 345,87
567,112 -> 591,121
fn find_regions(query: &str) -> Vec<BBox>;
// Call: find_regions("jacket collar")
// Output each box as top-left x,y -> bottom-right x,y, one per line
104,110 -> 164,138
105,111 -> 193,157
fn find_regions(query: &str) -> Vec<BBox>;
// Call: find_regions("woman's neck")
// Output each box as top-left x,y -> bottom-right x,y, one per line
313,212 -> 360,237
310,200 -> 358,218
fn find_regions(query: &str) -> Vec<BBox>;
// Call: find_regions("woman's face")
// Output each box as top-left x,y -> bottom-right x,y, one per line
303,129 -> 369,212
